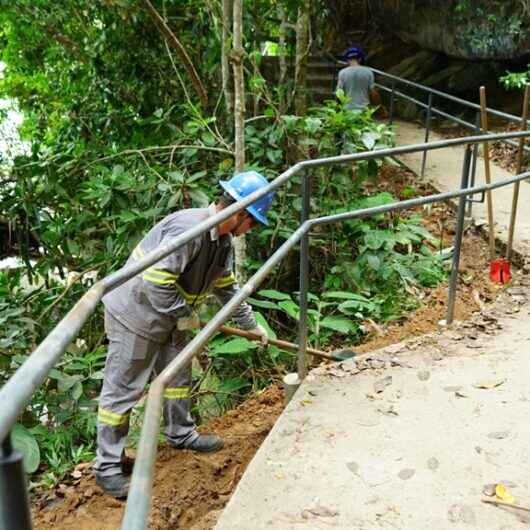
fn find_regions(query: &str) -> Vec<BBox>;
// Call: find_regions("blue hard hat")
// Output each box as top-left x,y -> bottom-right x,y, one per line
343,46 -> 366,62
220,171 -> 275,226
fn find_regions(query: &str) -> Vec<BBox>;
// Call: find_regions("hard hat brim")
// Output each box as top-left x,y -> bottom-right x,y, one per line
220,180 -> 270,226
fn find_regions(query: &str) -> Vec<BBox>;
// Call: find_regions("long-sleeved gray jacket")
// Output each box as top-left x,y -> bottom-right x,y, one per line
103,205 -> 257,342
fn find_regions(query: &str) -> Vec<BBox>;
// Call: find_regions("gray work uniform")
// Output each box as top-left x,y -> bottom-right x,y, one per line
336,65 -> 374,110
94,204 -> 257,477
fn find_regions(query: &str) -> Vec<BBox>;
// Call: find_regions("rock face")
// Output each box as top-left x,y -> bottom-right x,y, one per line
369,0 -> 529,61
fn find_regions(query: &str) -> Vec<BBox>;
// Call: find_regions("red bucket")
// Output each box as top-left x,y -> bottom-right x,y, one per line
490,259 -> 511,284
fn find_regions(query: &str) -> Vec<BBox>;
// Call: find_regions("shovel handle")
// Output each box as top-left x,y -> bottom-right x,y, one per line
205,322 -> 338,362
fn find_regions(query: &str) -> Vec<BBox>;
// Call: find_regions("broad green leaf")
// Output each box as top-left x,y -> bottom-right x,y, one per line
322,291 -> 369,301
213,338 -> 258,355
57,373 -> 82,393
188,189 -> 209,207
218,378 -> 251,393
278,300 -> 300,320
248,297 -> 279,310
364,231 -> 386,250
367,254 -> 381,271
257,289 -> 292,301
12,423 -> 40,473
320,316 -> 355,334
254,312 -> 276,340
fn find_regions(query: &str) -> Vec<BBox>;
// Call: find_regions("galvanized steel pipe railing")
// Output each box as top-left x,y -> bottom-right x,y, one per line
125,165 -> 530,529
372,69 -> 530,158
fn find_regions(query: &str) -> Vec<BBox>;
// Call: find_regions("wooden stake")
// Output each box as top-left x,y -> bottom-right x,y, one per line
506,83 -> 530,261
479,86 -> 497,261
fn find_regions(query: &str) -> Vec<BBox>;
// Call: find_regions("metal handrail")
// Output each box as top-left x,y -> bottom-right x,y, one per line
371,67 -> 530,156
371,67 -> 530,127
1,130 -> 530,530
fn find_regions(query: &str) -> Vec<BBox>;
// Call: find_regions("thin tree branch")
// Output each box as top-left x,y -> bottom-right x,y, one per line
86,143 -> 233,167
141,0 -> 209,106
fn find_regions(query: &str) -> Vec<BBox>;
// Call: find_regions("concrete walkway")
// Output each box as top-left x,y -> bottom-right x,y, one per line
393,120 -> 530,260
216,282 -> 530,529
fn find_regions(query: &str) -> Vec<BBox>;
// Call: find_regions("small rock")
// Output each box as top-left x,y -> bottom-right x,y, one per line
301,505 -> 339,519
482,483 -> 496,496
443,386 -> 463,392
427,457 -> 439,471
346,462 -> 359,474
398,468 -> 415,480
83,487 -> 96,499
447,503 -> 476,525
487,431 -> 509,440
417,370 -> 430,381
374,376 -> 393,394
475,446 -> 483,454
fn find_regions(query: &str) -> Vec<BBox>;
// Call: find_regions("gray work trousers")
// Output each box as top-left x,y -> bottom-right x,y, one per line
94,311 -> 197,478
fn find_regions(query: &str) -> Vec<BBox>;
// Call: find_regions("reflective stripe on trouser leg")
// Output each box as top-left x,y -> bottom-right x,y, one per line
94,312 -> 158,477
155,329 -> 197,446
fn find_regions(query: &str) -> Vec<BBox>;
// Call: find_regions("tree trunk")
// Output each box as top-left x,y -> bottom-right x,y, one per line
294,0 -> 311,115
142,0 -> 208,107
232,0 -> 246,283
278,4 -> 288,113
221,0 -> 234,114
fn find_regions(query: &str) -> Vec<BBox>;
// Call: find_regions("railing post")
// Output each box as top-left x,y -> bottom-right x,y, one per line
467,113 -> 481,217
446,146 -> 472,325
421,93 -> 434,178
0,435 -> 33,530
297,173 -> 311,380
389,80 -> 396,125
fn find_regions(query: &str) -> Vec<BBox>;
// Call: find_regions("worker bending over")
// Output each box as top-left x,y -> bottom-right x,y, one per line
94,172 -> 274,498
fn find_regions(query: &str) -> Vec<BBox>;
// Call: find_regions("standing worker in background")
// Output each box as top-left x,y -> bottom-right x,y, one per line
336,46 -> 386,116
94,171 -> 274,498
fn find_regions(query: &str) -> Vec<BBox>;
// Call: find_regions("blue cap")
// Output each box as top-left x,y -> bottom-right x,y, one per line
220,171 -> 275,225
343,46 -> 366,62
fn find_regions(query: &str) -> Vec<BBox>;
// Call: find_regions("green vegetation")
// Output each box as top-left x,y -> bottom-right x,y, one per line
0,1 -> 447,484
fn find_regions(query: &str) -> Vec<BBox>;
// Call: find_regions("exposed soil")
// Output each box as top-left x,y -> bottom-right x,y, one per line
31,164 -> 507,530
33,385 -> 283,530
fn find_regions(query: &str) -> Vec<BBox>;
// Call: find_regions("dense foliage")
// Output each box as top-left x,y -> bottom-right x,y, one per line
1,1 -> 447,484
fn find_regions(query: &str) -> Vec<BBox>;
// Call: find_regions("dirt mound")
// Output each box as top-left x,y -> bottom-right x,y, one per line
33,385 -> 283,530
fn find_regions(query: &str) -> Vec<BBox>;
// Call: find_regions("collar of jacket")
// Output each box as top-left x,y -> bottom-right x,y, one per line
208,203 -> 219,242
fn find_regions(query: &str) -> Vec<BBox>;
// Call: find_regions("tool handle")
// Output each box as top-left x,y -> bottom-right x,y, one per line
207,323 -> 337,361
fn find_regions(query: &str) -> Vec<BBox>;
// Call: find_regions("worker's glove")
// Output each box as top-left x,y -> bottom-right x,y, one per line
249,323 -> 269,346
177,312 -> 200,331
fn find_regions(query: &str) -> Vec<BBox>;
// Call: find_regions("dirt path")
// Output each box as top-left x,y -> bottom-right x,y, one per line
33,386 -> 283,530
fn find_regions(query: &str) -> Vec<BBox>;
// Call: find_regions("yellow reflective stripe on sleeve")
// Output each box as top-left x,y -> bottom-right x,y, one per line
142,267 -> 178,286
133,246 -> 178,286
163,386 -> 191,399
143,274 -> 176,286
213,273 -> 236,288
174,283 -> 209,305
98,407 -> 130,427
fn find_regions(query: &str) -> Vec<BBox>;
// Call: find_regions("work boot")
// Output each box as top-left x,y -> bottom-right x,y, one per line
170,433 -> 224,453
121,454 -> 135,476
95,473 -> 130,499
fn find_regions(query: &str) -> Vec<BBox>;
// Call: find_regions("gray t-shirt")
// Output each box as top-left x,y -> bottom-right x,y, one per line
336,65 -> 375,110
